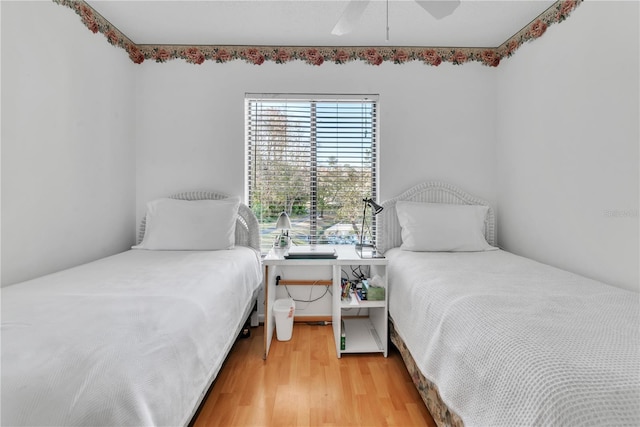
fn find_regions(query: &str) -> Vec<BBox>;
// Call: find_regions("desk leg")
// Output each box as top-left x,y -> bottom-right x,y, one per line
263,265 -> 276,359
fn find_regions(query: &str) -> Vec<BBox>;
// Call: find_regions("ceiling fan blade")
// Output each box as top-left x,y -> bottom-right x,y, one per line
415,0 -> 461,20
331,0 -> 371,36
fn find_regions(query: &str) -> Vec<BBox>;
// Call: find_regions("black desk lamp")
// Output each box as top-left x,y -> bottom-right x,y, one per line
356,198 -> 383,255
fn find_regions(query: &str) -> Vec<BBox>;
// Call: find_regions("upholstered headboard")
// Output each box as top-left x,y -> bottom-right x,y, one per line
377,181 -> 496,254
137,191 -> 261,251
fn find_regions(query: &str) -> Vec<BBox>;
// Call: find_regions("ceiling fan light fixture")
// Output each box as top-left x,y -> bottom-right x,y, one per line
331,0 -> 461,39
415,0 -> 461,20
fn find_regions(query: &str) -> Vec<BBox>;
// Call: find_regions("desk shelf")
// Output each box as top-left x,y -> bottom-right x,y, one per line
333,255 -> 388,358
340,317 -> 385,354
340,299 -> 386,309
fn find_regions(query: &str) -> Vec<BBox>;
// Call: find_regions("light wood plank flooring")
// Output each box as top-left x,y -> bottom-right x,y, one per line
193,323 -> 436,427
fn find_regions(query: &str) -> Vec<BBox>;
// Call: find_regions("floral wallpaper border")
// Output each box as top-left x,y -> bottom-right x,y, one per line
54,0 -> 583,67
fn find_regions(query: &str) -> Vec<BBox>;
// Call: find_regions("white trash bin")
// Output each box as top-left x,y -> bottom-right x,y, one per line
274,298 -> 295,341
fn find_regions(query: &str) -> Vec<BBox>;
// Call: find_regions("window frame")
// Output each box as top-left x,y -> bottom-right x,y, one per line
245,93 -> 380,252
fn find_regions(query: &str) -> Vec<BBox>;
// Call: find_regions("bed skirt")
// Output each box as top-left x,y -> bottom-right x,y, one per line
389,318 -> 464,427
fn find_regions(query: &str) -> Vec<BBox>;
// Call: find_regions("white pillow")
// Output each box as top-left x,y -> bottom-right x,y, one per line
396,201 -> 496,252
133,197 -> 240,250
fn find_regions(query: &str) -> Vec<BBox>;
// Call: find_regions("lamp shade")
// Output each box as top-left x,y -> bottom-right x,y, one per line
365,198 -> 384,215
275,211 -> 292,230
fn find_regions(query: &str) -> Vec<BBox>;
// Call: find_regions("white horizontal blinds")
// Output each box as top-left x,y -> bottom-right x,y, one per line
315,101 -> 378,243
247,99 -> 312,250
246,95 -> 378,251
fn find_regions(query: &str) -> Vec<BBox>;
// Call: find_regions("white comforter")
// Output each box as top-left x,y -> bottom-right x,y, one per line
1,248 -> 262,427
387,248 -> 640,427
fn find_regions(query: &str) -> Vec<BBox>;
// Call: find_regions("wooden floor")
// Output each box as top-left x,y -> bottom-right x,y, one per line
193,323 -> 436,427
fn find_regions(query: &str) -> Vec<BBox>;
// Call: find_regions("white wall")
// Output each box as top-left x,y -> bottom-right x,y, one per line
496,1 -> 639,292
135,59 -> 498,318
1,1 -> 137,286
135,59 -> 498,229
3,0 -> 636,297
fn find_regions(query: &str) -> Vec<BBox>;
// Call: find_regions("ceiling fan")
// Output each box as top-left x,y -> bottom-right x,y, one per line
331,0 -> 461,37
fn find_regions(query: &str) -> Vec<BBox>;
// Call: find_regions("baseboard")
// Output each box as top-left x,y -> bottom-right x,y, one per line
257,314 -> 332,325
293,315 -> 332,323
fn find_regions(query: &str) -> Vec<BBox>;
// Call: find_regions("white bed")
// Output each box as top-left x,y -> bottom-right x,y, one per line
377,182 -> 640,427
1,191 -> 262,427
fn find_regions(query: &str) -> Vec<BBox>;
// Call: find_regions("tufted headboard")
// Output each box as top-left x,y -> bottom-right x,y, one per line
137,191 -> 261,251
376,181 -> 496,254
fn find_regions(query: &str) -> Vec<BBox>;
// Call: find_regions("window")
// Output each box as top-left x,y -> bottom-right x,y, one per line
245,94 -> 379,252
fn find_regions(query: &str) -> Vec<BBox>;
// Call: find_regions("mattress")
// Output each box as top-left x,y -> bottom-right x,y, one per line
387,248 -> 640,426
1,247 -> 262,427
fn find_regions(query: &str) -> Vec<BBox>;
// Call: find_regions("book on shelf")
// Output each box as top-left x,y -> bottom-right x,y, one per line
341,279 -> 351,300
349,289 -> 360,305
340,319 -> 346,350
